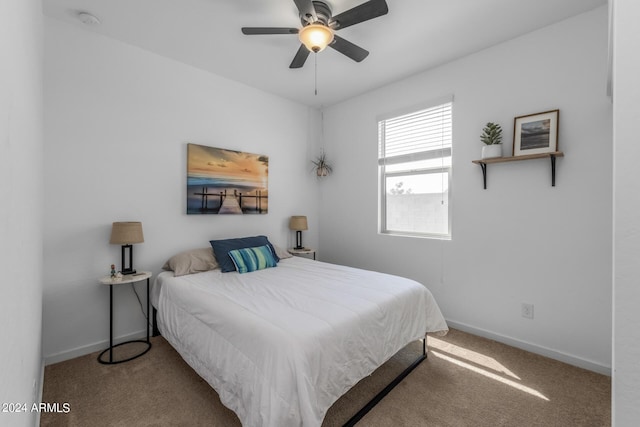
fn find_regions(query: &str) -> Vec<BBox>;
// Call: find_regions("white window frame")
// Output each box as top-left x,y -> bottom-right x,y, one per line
378,97 -> 453,239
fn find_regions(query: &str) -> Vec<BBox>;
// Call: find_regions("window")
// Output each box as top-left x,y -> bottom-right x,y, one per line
378,99 -> 452,238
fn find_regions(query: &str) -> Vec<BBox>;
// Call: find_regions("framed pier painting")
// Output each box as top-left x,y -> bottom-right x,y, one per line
187,143 -> 269,215
513,109 -> 559,157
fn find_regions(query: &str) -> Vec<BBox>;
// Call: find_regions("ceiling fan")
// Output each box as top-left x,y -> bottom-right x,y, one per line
241,0 -> 389,69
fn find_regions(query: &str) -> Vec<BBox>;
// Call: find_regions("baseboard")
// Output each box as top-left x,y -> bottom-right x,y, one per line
33,358 -> 44,427
44,329 -> 147,365
445,319 -> 611,376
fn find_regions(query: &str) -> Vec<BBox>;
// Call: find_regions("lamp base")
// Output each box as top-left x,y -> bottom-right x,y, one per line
295,230 -> 305,251
120,244 -> 137,276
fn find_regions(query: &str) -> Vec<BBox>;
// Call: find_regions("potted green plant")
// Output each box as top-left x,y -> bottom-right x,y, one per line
480,122 -> 503,159
312,152 -> 333,177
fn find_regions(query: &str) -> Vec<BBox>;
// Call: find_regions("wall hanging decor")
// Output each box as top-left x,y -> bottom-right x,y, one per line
513,109 -> 559,156
311,152 -> 333,177
187,143 -> 268,215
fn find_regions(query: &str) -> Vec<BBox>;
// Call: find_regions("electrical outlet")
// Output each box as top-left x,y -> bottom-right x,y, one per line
521,303 -> 534,319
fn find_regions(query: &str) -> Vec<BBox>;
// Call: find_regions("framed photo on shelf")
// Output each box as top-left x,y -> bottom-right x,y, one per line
513,109 -> 559,156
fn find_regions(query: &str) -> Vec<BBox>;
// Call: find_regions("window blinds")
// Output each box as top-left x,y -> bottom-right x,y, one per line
378,102 -> 452,165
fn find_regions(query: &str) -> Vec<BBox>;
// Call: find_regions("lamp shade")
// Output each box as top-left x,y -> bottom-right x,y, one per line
289,216 -> 308,231
109,222 -> 144,245
298,24 -> 334,53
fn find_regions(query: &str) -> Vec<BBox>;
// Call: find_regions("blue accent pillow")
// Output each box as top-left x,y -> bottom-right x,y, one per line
210,235 -> 280,273
228,245 -> 277,274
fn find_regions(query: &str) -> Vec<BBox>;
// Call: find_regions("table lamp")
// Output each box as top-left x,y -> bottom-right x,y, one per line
109,221 -> 144,275
289,216 -> 308,250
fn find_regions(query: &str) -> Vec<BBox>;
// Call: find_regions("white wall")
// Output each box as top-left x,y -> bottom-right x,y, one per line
43,18 -> 321,363
0,0 -> 44,425
320,6 -> 612,373
612,0 -> 640,424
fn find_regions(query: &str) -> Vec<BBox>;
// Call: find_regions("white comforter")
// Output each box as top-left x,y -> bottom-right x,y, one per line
155,256 -> 447,427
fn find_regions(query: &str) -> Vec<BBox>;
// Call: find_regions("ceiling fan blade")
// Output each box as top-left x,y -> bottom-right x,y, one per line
242,27 -> 299,35
330,35 -> 369,62
293,0 -> 317,24
330,0 -> 388,30
290,44 -> 311,68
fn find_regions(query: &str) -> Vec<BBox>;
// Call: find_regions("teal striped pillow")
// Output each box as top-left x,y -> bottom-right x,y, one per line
227,245 -> 277,274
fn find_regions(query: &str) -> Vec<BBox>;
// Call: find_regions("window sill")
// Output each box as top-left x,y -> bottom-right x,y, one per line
379,231 -> 451,241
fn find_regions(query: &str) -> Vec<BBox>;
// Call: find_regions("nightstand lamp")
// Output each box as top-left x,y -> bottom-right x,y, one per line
110,221 -> 144,275
289,215 -> 308,250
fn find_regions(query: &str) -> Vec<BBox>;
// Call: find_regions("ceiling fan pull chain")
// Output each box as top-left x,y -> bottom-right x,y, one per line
314,53 -> 318,96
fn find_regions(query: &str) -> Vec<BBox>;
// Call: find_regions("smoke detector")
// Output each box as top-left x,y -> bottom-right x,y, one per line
76,11 -> 101,26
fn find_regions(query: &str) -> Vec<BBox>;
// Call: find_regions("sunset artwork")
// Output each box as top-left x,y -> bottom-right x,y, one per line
513,110 -> 559,157
187,143 -> 268,214
520,119 -> 551,150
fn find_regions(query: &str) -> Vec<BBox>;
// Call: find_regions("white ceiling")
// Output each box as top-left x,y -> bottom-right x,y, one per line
42,0 -> 606,108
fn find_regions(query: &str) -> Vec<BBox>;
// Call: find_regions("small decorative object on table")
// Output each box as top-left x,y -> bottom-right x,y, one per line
110,264 -> 116,278
480,122 -> 503,159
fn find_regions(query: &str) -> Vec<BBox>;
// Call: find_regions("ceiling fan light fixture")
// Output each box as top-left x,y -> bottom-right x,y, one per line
298,24 -> 334,53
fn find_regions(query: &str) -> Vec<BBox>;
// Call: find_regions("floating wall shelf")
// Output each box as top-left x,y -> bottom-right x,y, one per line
472,151 -> 564,189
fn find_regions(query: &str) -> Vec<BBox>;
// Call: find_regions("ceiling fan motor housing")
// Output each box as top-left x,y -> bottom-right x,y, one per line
302,1 -> 333,25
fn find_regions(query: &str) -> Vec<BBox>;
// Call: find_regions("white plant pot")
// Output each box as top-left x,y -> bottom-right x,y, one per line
316,166 -> 330,177
481,144 -> 502,159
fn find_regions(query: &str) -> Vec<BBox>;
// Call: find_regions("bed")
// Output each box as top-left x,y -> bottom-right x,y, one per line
152,242 -> 448,427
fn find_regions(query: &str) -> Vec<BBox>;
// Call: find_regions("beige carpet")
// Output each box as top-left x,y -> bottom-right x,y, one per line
41,329 -> 610,426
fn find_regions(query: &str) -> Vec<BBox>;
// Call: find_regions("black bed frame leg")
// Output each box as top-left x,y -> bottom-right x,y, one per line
342,338 -> 427,427
152,307 -> 160,337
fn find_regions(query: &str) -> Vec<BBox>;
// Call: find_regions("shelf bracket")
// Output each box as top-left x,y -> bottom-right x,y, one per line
479,162 -> 487,189
550,154 -> 557,186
